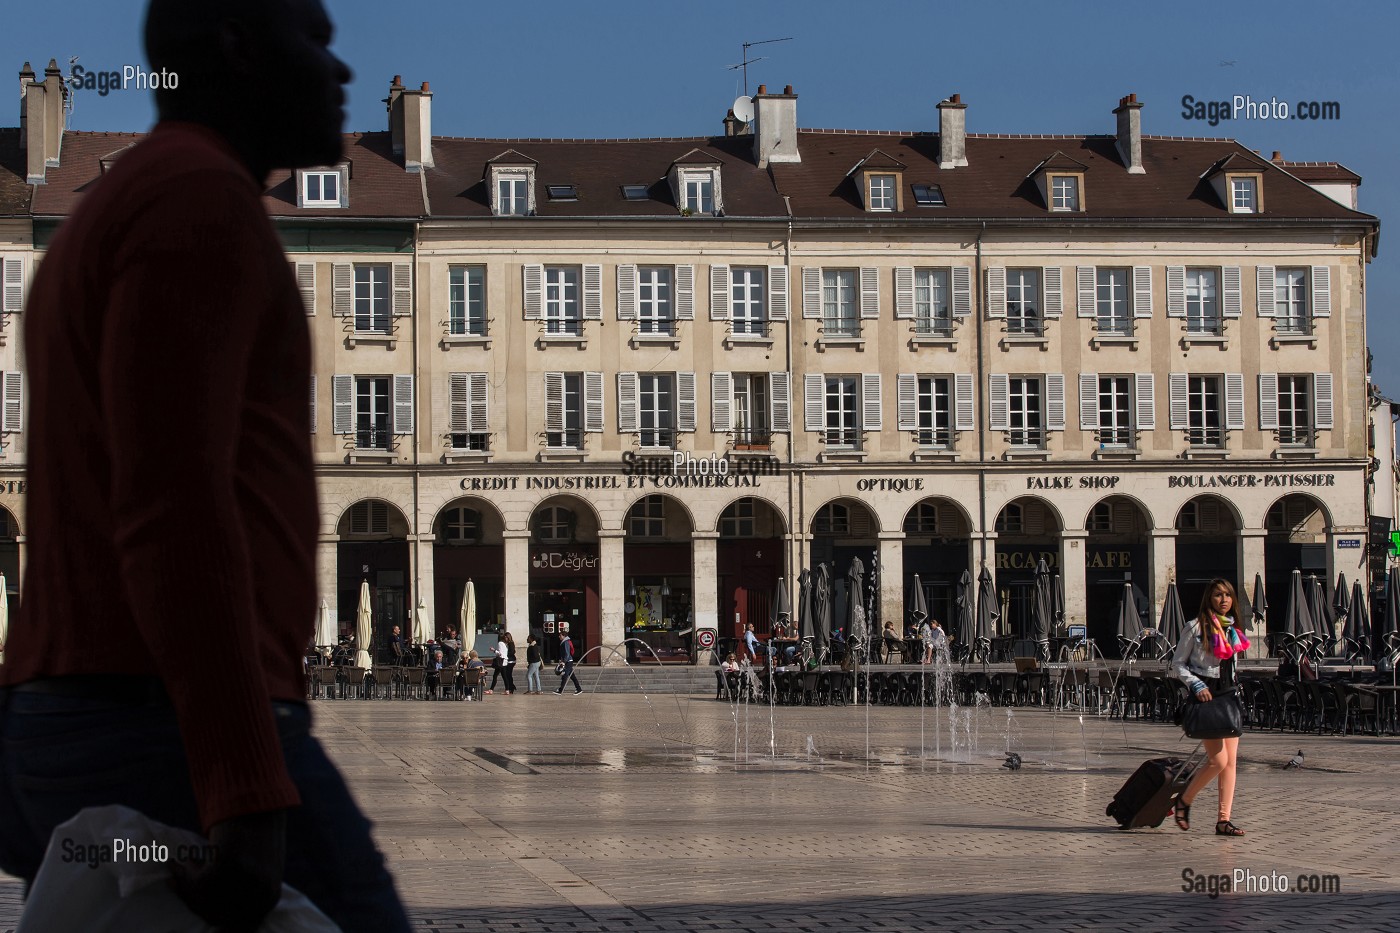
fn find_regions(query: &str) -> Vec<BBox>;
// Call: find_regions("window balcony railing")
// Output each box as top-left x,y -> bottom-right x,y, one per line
1006,317 -> 1044,337
822,319 -> 861,339
547,429 -> 584,450
1008,427 -> 1045,448
1096,426 -> 1133,447
639,428 -> 677,449
731,319 -> 768,337
912,317 -> 954,337
1274,316 -> 1312,337
543,319 -> 584,337
1095,318 -> 1134,337
732,429 -> 773,450
1186,426 -> 1225,448
1276,426 -> 1315,447
449,433 -> 490,452
822,428 -> 862,449
915,427 -> 953,448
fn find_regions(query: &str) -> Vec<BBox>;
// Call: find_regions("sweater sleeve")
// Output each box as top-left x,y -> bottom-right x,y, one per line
99,172 -> 300,830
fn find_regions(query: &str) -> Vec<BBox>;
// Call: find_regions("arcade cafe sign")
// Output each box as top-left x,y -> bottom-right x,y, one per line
531,547 -> 599,574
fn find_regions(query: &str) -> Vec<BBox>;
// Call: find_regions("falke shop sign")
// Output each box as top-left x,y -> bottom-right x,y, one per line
531,550 -> 599,573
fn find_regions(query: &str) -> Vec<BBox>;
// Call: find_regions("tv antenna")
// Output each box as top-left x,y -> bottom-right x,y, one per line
727,37 -> 793,97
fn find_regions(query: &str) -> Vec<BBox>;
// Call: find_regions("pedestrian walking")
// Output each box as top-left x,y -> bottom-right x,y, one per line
525,635 -> 543,694
554,624 -> 582,695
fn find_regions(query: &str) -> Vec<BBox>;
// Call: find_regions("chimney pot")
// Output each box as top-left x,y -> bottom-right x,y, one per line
756,84 -> 767,95
950,93 -> 961,104
1272,151 -> 1283,162
421,82 -> 430,92
392,75 -> 402,86
783,85 -> 793,95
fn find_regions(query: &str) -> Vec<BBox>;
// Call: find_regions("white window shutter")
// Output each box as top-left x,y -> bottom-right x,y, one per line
1042,267 -> 1063,317
1222,266 -> 1242,318
545,372 -> 564,432
896,374 -> 918,430
677,371 -> 697,431
986,267 -> 1006,318
392,262 -> 412,317
711,372 -> 733,431
295,262 -> 316,315
1257,374 -> 1279,430
954,373 -> 974,431
1314,372 -> 1334,429
859,267 -> 880,319
584,372 -> 604,432
768,372 -> 791,432
1311,266 -> 1331,317
1168,373 -> 1188,430
802,267 -> 822,319
2,257 -> 23,314
1077,266 -> 1096,318
1166,266 -> 1185,317
469,373 -> 489,432
1079,373 -> 1099,430
1132,266 -> 1153,318
675,264 -> 695,320
709,264 -> 730,320
617,372 -> 639,433
332,263 -> 352,316
894,267 -> 915,319
768,266 -> 789,320
582,264 -> 602,320
1046,373 -> 1066,430
1135,373 -> 1155,430
308,375 -> 316,433
0,371 -> 20,432
332,374 -> 353,434
448,373 -> 470,433
393,374 -> 415,434
523,264 -> 543,320
617,264 -> 638,320
804,374 -> 824,431
1256,266 -> 1276,317
951,267 -> 972,316
1225,373 -> 1245,429
988,374 -> 1009,431
861,373 -> 882,430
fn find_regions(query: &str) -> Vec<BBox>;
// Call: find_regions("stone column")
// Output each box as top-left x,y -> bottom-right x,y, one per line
503,530 -> 531,647
13,534 -> 25,601
413,533 -> 436,635
692,531 -> 720,665
1061,531 -> 1088,634
1150,528 -> 1178,623
598,530 -> 626,665
318,535 -> 340,640
1237,528 -> 1267,658
878,532 -> 905,640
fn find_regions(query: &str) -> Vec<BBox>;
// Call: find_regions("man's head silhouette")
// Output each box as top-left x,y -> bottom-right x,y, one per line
143,0 -> 352,177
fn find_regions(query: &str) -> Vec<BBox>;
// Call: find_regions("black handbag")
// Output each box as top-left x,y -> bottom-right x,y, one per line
1181,690 -> 1243,739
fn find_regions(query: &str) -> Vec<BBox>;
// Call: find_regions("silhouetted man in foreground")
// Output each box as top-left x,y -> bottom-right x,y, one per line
0,1 -> 410,930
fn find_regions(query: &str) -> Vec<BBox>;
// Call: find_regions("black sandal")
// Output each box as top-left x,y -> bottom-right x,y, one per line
1173,800 -> 1190,831
1215,820 -> 1245,837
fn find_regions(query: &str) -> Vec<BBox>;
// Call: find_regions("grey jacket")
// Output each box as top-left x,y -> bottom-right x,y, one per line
1170,620 -> 1223,695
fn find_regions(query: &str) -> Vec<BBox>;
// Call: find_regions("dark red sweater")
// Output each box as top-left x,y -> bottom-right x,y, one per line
4,122 -> 318,830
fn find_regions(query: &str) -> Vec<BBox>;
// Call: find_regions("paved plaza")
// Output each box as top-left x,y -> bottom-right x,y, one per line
3,685 -> 1399,931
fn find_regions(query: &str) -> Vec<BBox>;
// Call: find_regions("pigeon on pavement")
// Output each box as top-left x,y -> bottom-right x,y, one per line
1002,752 -> 1022,771
1283,749 -> 1305,770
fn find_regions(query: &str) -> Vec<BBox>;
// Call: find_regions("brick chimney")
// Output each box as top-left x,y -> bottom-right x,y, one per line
937,94 -> 967,169
723,109 -> 742,137
1114,93 -> 1145,175
385,75 -> 405,156
386,76 -> 433,172
20,59 -> 67,184
753,84 -> 799,168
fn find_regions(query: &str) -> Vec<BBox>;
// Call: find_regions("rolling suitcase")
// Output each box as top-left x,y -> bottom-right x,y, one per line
1106,744 -> 1203,830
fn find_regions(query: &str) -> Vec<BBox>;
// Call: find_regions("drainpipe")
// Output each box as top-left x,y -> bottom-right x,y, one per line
783,199 -> 799,585
411,225 -> 422,628
975,223 -> 988,571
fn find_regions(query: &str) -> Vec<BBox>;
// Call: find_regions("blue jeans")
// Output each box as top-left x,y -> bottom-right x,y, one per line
0,686 -> 410,933
557,661 -> 581,692
527,661 -> 542,693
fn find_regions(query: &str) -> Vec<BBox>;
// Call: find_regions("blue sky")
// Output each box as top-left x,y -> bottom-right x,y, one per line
7,0 -> 1400,394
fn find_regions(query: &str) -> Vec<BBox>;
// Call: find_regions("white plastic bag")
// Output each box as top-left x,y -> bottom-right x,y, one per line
17,805 -> 341,932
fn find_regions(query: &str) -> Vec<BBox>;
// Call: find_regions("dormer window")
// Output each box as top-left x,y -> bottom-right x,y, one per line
850,149 -> 907,213
298,165 -> 347,208
1203,154 -> 1269,214
868,174 -> 896,211
682,172 -> 714,213
498,175 -> 529,215
487,151 -> 538,217
1050,174 -> 1080,211
1230,175 -> 1258,213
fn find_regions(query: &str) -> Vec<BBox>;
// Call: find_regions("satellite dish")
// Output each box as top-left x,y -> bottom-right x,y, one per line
731,95 -> 754,123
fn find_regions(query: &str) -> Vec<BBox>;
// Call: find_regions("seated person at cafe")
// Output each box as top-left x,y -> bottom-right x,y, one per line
721,653 -> 740,672
457,650 -> 486,699
389,625 -> 404,662
925,619 -> 949,662
882,621 -> 906,659
426,649 -> 447,695
743,623 -> 770,662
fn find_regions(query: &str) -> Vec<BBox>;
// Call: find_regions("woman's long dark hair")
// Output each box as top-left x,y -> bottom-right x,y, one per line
1196,577 -> 1238,628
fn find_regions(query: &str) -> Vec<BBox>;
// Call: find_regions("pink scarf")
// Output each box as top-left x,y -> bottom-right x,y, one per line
1207,614 -> 1249,659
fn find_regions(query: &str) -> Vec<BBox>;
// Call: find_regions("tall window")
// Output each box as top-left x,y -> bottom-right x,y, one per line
638,266 -> 674,335
498,177 -> 528,215
1230,177 -> 1257,213
639,374 -> 674,448
354,377 -> 391,450
1274,268 -> 1309,335
824,375 -> 860,449
1051,175 -> 1080,211
548,374 -> 584,450
1097,376 -> 1132,447
814,503 -> 850,535
916,376 -> 952,448
1187,375 -> 1223,448
914,268 -> 951,336
534,506 -> 572,543
719,498 -> 756,537
868,174 -> 896,211
823,269 -> 858,337
731,267 -> 766,336
905,502 -> 940,534
628,495 -> 665,537
439,507 -> 481,544
996,502 -> 1024,534
449,266 -> 485,336
544,266 -> 581,335
733,374 -> 770,448
1096,268 -> 1131,336
354,264 -> 390,333
1277,375 -> 1312,446
1006,268 -> 1041,335
1008,377 -> 1043,448
683,175 -> 713,213
1086,503 -> 1114,533
1185,268 -> 1220,334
